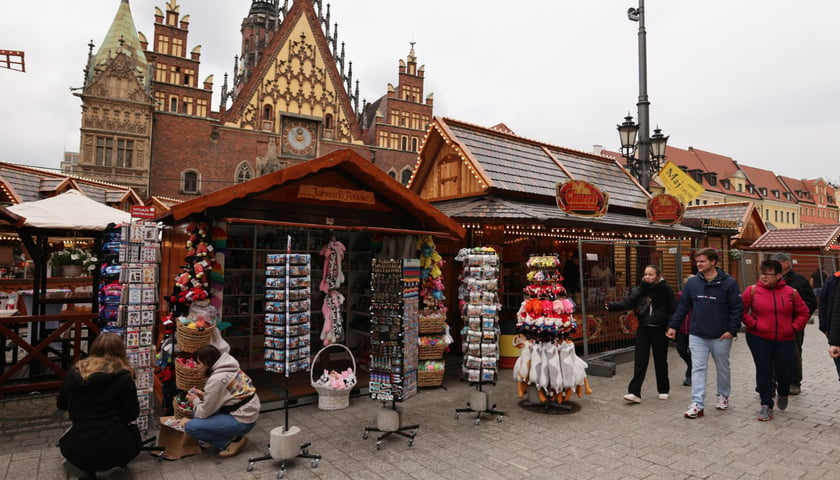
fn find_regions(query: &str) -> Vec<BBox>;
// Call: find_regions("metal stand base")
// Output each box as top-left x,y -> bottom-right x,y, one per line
246,442 -> 320,479
363,424 -> 419,450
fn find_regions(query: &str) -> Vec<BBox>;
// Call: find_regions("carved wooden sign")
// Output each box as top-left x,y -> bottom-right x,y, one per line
297,184 -> 375,205
555,180 -> 609,217
646,193 -> 685,225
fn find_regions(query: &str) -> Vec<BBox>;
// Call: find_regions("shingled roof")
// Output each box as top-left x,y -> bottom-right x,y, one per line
682,202 -> 764,238
426,117 -> 650,210
750,225 -> 840,250
0,162 -> 141,206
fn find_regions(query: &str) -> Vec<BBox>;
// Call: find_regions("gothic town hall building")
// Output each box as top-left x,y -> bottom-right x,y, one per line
67,0 -> 433,199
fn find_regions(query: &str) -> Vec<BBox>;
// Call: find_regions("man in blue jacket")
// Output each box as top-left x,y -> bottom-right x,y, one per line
667,248 -> 743,419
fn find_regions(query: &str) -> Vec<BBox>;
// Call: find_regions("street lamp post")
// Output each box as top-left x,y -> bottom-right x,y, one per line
617,0 -> 668,191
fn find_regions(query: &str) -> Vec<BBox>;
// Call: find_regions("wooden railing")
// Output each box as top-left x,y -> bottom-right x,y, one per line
0,313 -> 99,396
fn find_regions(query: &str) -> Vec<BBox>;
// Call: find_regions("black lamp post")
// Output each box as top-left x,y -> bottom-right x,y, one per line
617,0 -> 668,191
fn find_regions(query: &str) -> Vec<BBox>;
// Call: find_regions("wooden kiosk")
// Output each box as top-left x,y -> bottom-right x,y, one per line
155,149 -> 464,407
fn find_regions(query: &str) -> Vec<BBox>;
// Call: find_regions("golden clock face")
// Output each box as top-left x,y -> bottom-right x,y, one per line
283,121 -> 316,157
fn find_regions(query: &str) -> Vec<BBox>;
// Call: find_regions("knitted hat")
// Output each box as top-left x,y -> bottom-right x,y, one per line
771,252 -> 791,262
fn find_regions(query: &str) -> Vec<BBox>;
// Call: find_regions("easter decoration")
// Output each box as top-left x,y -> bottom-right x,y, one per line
416,235 -> 449,388
513,254 -> 592,413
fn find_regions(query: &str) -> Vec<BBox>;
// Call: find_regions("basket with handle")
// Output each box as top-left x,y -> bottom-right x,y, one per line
309,343 -> 357,411
175,322 -> 214,353
175,359 -> 207,391
173,397 -> 193,420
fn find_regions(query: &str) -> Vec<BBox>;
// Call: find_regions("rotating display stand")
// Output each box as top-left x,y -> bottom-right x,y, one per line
246,249 -> 320,478
454,247 -> 505,424
363,259 -> 420,449
514,254 -> 592,413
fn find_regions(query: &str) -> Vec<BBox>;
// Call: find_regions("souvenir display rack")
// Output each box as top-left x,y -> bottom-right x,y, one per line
117,219 -> 161,432
222,225 -> 372,368
416,235 -> 447,388
363,258 -> 419,449
248,249 -> 321,476
454,247 -> 505,424
514,254 -> 592,413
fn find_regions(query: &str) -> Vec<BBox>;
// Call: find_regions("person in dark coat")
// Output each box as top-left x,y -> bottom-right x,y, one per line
771,253 -> 817,395
822,271 -> 840,378
607,265 -> 676,403
57,332 -> 141,478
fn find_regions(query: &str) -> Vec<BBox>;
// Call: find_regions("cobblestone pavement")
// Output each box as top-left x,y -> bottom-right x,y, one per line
2,325 -> 840,479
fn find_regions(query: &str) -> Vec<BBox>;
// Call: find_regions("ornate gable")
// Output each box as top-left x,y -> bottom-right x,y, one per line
223,2 -> 360,143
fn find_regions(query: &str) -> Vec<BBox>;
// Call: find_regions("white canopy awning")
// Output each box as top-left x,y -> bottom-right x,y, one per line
7,189 -> 130,231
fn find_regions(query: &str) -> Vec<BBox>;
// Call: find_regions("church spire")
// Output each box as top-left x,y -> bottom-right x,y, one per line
89,0 -> 148,86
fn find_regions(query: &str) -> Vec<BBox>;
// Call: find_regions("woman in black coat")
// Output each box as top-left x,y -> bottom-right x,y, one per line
57,332 -> 142,478
606,265 -> 676,403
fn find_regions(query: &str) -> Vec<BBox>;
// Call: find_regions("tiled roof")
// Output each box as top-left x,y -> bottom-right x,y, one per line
779,176 -> 814,203
0,162 -> 138,206
443,119 -> 648,210
432,195 -> 702,237
683,202 -> 759,237
740,164 -> 796,204
750,225 -> 840,249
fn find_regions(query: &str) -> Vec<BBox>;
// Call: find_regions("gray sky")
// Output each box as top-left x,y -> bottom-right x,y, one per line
2,0 -> 839,183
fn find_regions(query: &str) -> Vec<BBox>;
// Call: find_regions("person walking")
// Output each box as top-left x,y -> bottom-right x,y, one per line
742,260 -> 810,421
821,270 -> 840,380
183,344 -> 260,458
57,332 -> 142,479
606,265 -> 676,403
771,253 -> 817,395
667,248 -> 743,419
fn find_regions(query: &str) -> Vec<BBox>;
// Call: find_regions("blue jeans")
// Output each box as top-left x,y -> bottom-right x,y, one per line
689,334 -> 732,410
185,413 -> 256,450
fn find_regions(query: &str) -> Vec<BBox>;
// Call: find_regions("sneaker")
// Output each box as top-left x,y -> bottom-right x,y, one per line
623,393 -> 642,403
777,395 -> 789,411
658,393 -> 669,400
789,385 -> 801,395
756,405 -> 773,421
683,377 -> 691,386
218,436 -> 248,459
684,403 -> 704,419
715,395 -> 729,410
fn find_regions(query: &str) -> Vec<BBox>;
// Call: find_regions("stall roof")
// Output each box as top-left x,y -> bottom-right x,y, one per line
432,195 -> 703,238
682,202 -> 766,239
750,225 -> 840,250
411,117 -> 650,210
0,205 -> 26,228
6,189 -> 130,230
161,149 -> 465,239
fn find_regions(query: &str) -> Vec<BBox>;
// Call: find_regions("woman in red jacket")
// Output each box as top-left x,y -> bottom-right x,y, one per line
742,259 -> 810,421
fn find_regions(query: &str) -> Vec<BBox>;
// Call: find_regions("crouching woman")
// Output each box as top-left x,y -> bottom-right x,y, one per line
57,332 -> 142,477
184,344 -> 260,458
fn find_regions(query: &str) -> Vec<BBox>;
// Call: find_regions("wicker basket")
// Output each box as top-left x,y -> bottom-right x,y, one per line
418,368 -> 445,387
176,322 -> 214,353
309,343 -> 356,411
175,360 -> 207,391
418,314 -> 446,334
419,342 -> 446,360
173,398 -> 193,420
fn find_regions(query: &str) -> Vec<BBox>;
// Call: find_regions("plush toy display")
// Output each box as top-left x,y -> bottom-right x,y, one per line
513,254 -> 592,406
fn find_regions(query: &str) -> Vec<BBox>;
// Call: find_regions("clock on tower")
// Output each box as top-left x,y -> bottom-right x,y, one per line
281,118 -> 318,158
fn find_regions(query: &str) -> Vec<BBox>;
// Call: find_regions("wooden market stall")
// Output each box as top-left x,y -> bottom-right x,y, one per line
748,225 -> 840,285
407,117 -> 704,358
156,149 -> 464,407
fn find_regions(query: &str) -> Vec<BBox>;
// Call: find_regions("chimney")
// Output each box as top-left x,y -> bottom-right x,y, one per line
592,145 -> 604,155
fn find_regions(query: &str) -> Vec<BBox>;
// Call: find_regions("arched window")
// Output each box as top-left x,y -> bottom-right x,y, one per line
263,105 -> 272,120
324,114 -> 333,129
235,162 -> 253,184
401,136 -> 408,151
400,168 -> 412,185
182,170 -> 200,194
170,97 -> 178,112
388,170 -> 397,179
411,138 -> 418,152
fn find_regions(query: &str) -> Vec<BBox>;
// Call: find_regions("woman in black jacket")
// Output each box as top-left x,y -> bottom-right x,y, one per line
57,332 -> 141,478
606,265 -> 676,403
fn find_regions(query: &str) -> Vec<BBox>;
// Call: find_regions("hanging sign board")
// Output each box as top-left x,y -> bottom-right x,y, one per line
646,193 -> 685,225
657,161 -> 705,203
555,180 -> 609,218
130,206 -> 156,219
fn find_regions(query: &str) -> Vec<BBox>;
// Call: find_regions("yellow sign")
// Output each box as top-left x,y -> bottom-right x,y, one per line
657,161 -> 705,203
297,184 -> 376,205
